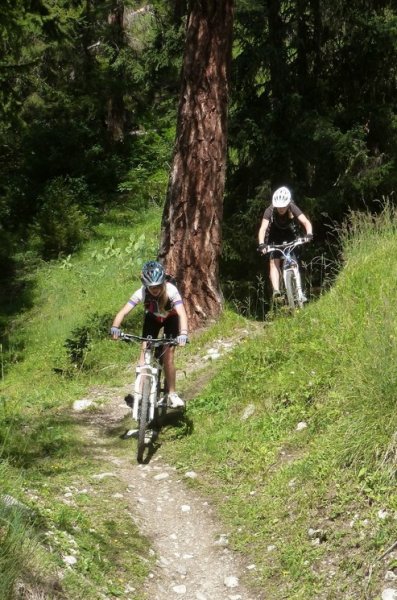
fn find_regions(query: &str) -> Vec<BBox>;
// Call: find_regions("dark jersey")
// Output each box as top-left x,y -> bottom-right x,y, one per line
263,203 -> 303,243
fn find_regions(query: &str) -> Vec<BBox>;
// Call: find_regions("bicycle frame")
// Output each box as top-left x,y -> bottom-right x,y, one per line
264,238 -> 307,309
120,333 -> 177,462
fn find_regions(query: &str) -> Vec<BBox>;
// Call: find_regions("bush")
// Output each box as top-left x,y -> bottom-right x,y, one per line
34,177 -> 90,259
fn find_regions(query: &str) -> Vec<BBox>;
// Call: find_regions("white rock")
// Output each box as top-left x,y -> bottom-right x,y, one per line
124,584 -> 135,593
185,471 -> 197,479
112,493 -> 124,499
267,545 -> 276,552
172,584 -> 187,594
62,555 -> 77,566
385,572 -> 397,581
215,534 -> 229,546
382,590 -> 397,600
181,505 -> 191,512
224,575 -> 239,588
378,509 -> 389,520
73,399 -> 93,411
241,404 -> 255,420
92,472 -> 116,480
296,421 -> 308,431
246,564 -> 256,570
154,472 -> 169,481
196,593 -> 207,600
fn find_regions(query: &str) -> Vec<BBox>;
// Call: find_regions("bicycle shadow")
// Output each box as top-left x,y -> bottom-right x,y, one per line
119,408 -> 194,464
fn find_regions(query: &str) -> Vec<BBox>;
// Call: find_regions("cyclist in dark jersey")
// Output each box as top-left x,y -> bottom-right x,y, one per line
110,261 -> 188,408
258,186 -> 313,301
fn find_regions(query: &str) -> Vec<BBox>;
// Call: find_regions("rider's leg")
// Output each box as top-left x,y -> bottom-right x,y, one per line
269,258 -> 282,293
163,346 -> 176,393
163,346 -> 184,407
163,314 -> 185,408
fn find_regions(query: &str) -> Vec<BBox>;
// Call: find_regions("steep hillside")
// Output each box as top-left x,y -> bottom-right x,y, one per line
163,205 -> 397,599
1,205 -> 397,599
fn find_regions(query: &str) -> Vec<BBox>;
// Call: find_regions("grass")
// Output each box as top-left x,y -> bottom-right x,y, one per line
1,201 -> 397,598
160,204 -> 397,599
0,205 -> 163,599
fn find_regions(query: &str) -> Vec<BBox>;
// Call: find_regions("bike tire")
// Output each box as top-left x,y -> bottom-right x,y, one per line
285,270 -> 298,309
137,377 -> 151,463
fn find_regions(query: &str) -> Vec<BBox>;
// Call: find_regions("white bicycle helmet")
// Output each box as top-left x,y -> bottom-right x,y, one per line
141,261 -> 166,287
272,186 -> 292,208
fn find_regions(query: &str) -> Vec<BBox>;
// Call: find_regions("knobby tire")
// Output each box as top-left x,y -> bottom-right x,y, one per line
285,270 -> 298,309
137,377 -> 151,463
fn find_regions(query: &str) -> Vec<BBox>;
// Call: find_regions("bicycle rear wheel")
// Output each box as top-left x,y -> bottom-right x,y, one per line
137,377 -> 150,463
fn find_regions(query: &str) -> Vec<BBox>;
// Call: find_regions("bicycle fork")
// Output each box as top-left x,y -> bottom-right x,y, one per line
283,263 -> 304,300
133,366 -> 158,422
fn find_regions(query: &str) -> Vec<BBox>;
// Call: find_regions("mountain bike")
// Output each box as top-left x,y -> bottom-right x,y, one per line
120,333 -> 178,463
262,238 -> 308,310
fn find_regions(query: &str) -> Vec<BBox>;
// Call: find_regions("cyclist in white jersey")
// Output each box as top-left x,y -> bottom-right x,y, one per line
110,261 -> 189,408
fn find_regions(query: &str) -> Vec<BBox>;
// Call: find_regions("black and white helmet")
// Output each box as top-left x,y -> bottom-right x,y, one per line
272,186 -> 292,208
141,261 -> 166,287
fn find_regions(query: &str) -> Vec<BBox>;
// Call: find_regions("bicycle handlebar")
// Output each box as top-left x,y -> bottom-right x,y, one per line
120,333 -> 179,347
258,237 -> 308,254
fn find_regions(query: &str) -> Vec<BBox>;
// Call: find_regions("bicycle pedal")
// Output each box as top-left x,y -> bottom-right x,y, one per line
123,428 -> 139,439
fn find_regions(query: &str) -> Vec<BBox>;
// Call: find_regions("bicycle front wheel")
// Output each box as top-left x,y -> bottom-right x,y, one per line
137,377 -> 151,463
284,270 -> 302,309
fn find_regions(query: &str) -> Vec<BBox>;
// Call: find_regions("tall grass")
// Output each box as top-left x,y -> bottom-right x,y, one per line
163,204 -> 397,598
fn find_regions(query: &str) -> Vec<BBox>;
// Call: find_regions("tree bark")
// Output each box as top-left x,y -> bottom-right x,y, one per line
159,0 -> 234,330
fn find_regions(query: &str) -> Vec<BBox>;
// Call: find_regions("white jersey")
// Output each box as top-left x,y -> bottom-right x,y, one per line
128,282 -> 183,321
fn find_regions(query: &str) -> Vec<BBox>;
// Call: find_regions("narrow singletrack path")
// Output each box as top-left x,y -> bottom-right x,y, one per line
74,329 -> 264,600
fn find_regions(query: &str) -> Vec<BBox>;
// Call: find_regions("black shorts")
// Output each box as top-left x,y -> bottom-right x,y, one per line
268,230 -> 295,259
142,313 -> 179,339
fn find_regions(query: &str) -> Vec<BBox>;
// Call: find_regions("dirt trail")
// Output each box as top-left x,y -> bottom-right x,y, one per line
76,329 -> 263,600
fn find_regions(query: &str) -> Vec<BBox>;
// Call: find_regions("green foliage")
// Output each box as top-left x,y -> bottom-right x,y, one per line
223,2 -> 397,281
0,463 -> 39,600
64,312 -> 113,369
33,177 -> 90,259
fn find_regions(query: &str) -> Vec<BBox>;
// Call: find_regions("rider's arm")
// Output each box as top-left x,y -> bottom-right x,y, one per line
111,288 -> 143,338
111,302 -> 135,337
258,218 -> 270,245
298,213 -> 312,236
175,302 -> 188,335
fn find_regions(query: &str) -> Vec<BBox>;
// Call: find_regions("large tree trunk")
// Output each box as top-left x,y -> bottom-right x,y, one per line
159,0 -> 234,330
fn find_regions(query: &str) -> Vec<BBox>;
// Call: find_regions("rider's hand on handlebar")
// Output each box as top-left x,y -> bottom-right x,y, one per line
110,326 -> 121,339
305,233 -> 313,242
177,334 -> 188,347
258,243 -> 267,254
